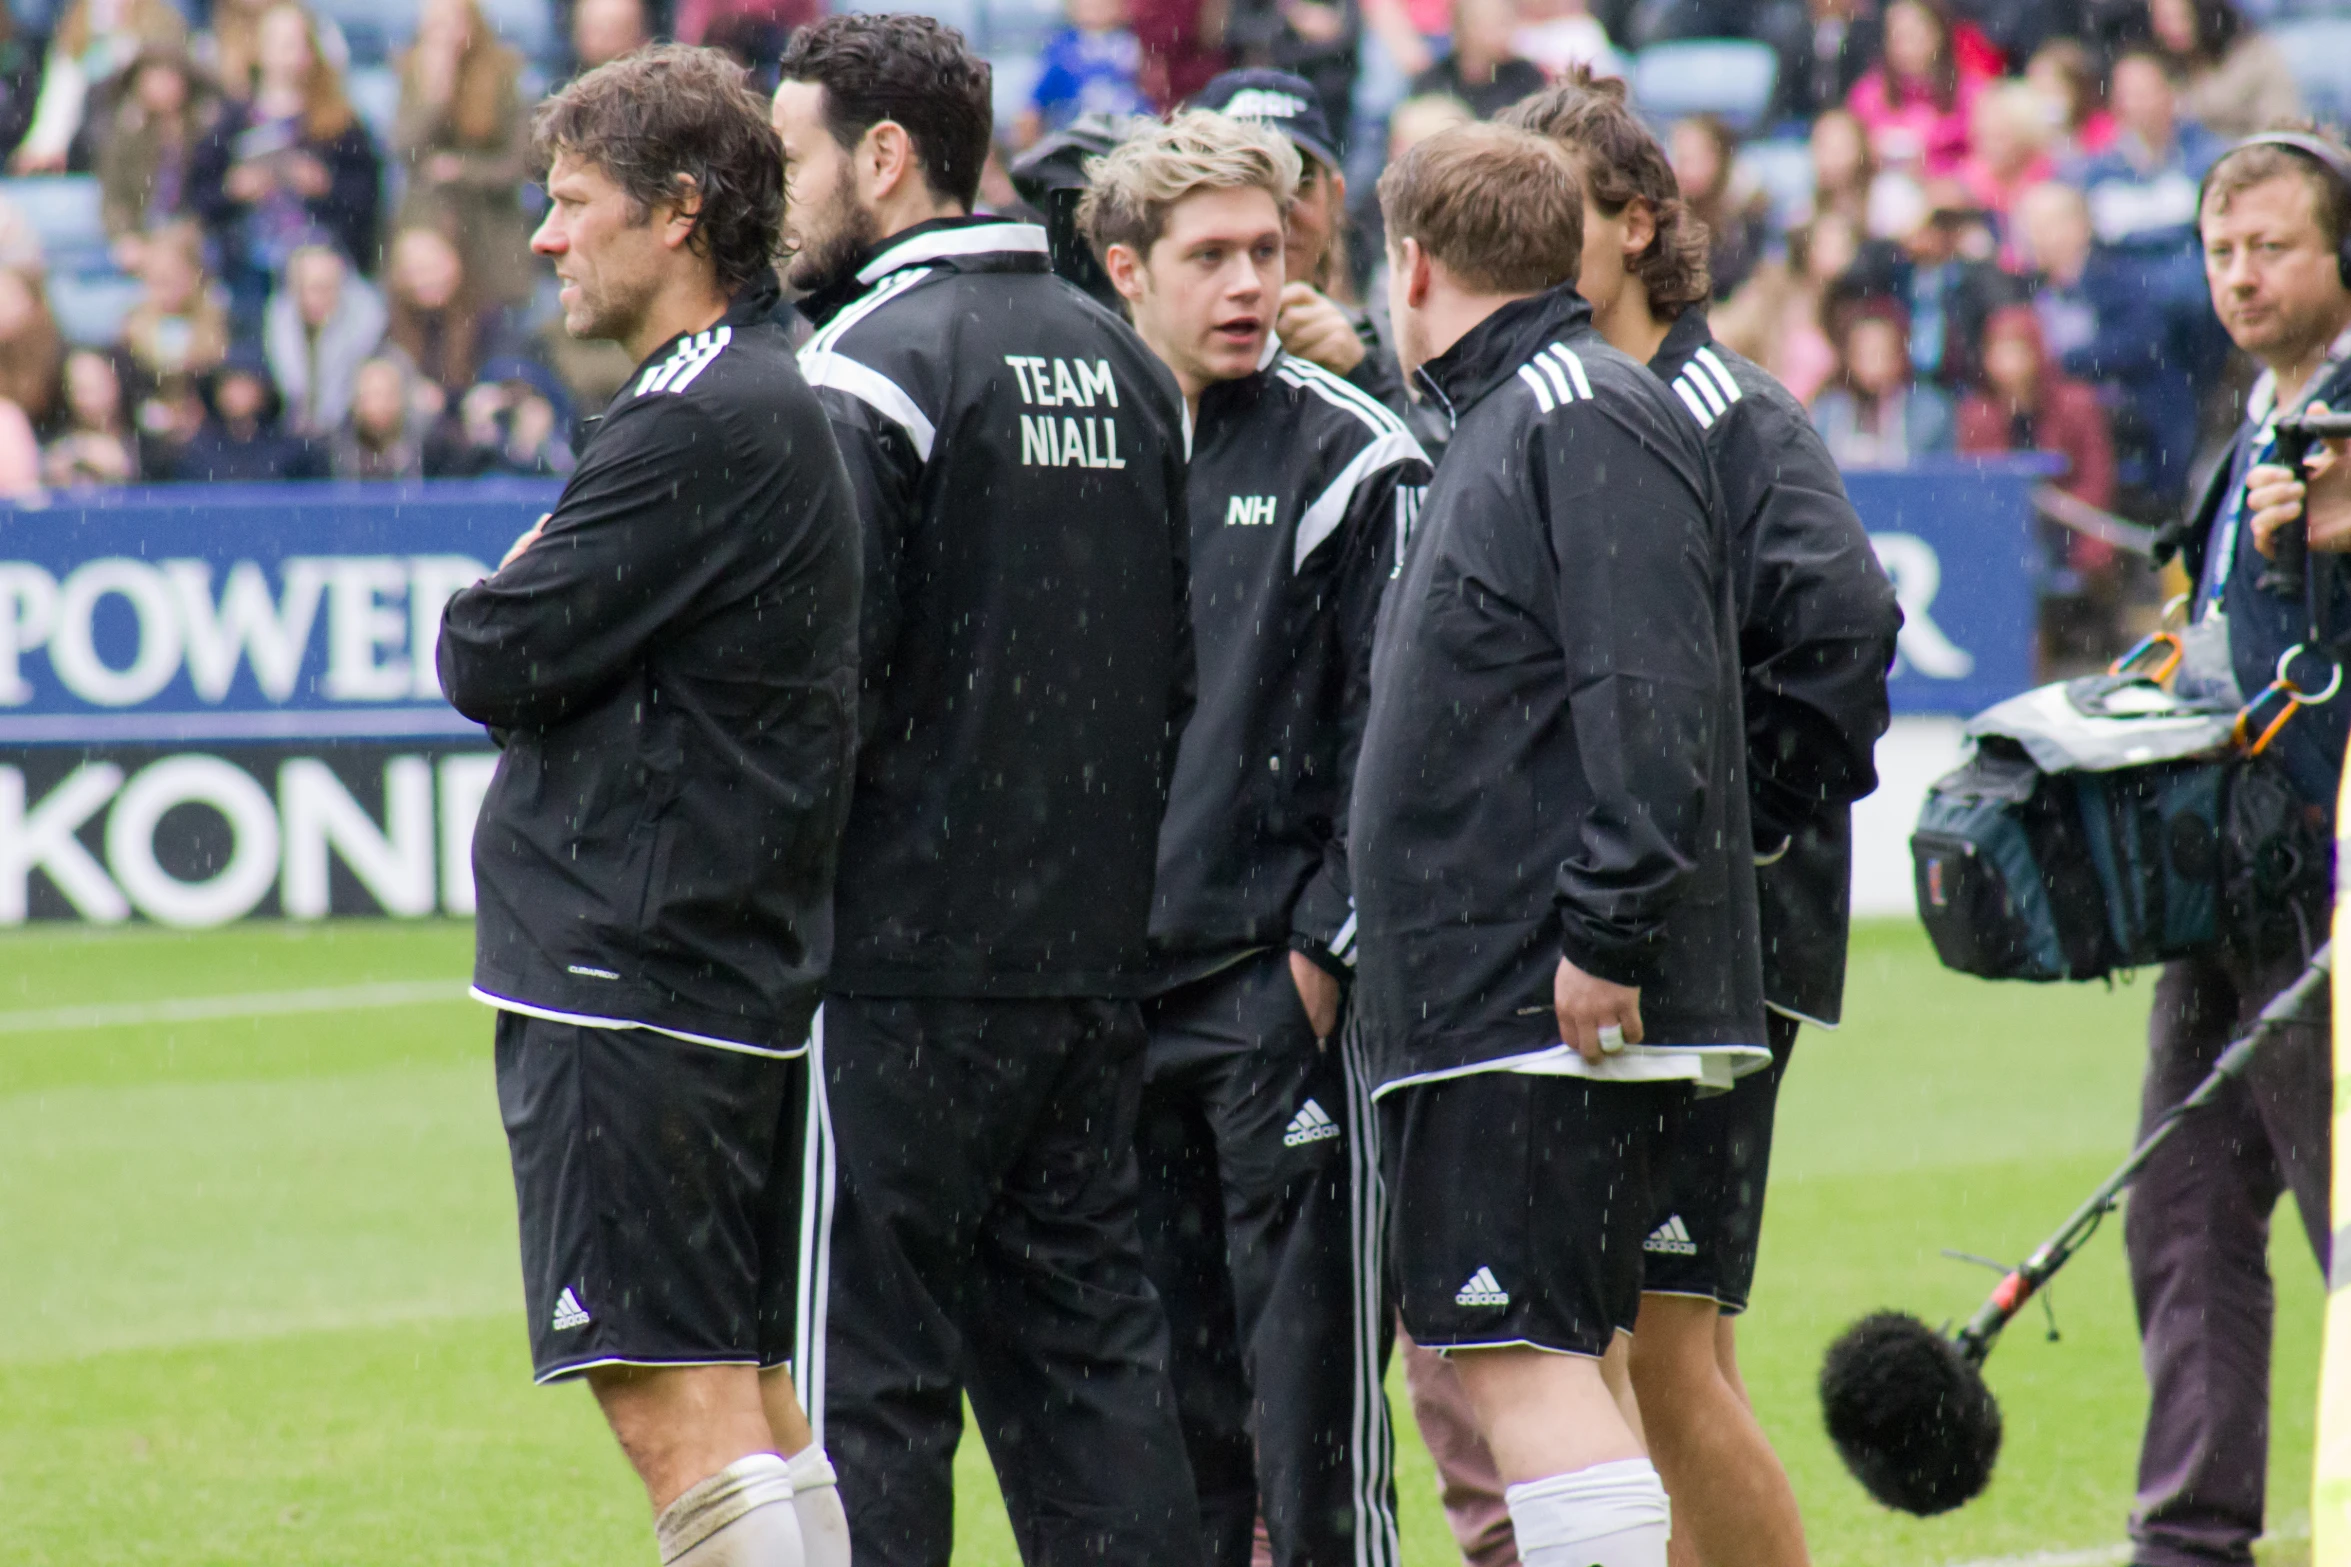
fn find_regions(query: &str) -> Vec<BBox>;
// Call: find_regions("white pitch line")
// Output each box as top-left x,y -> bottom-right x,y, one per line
0,980 -> 470,1035
1942,1547 -> 2130,1567
1946,1517 -> 2309,1567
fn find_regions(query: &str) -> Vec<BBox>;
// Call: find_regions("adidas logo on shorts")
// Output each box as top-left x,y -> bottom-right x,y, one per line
1644,1215 -> 1697,1257
1454,1266 -> 1510,1308
551,1287 -> 592,1331
1282,1098 -> 1341,1147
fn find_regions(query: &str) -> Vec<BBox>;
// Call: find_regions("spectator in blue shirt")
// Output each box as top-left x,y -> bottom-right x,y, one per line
1018,0 -> 1151,144
2072,50 -> 2223,288
2016,177 -> 2224,510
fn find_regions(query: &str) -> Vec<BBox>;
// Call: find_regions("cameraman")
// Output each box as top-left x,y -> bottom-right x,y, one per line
2133,128 -> 2351,1567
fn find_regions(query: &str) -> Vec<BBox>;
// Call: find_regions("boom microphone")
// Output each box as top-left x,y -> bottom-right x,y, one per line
1820,944 -> 2333,1515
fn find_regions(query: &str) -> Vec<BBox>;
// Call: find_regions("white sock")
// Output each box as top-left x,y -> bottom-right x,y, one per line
1504,1458 -> 1672,1567
655,1452 -> 803,1567
782,1444 -> 850,1567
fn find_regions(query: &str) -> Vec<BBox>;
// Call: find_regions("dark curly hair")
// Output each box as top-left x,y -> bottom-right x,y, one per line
532,43 -> 784,293
777,14 -> 994,211
1502,72 -> 1713,317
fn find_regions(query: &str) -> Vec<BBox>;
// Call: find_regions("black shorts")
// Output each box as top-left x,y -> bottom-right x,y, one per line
494,1009 -> 816,1384
1381,1067 -> 1686,1358
1640,1012 -> 1799,1315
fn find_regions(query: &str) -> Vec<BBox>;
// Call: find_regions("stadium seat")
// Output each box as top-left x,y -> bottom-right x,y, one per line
843,0 -> 982,47
0,175 -> 109,277
49,272 -> 143,347
1736,136 -> 1814,233
477,0 -> 557,69
1629,38 -> 1779,135
313,0 -> 418,66
976,0 -> 1065,56
2269,17 -> 2351,127
990,51 -> 1042,132
347,65 -> 402,149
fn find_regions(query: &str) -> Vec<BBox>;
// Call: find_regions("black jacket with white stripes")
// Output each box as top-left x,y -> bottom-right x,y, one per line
1351,284 -> 1765,1091
797,216 -> 1195,999
1150,340 -> 1432,989
1650,308 -> 1901,1029
439,277 -> 863,1049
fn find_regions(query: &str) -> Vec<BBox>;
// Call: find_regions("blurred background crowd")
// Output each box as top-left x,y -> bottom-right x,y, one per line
0,0 -> 2341,657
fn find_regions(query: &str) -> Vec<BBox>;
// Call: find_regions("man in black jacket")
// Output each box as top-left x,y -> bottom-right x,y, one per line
1082,110 -> 1430,1567
770,17 -> 1203,1566
1395,77 -> 1900,1567
1355,123 -> 1767,1567
438,46 -> 860,1567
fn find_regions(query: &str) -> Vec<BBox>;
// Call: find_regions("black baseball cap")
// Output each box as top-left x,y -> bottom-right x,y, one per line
1191,69 -> 1341,172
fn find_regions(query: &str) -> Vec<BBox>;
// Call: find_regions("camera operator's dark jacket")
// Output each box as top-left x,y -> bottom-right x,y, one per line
2156,343 -> 2351,815
797,217 -> 1195,999
1351,284 -> 1765,1092
439,277 -> 863,1050
1151,341 -> 1431,989
1651,307 -> 1901,1029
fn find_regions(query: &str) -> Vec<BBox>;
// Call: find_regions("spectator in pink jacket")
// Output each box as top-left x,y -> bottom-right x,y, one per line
1846,0 -> 1988,175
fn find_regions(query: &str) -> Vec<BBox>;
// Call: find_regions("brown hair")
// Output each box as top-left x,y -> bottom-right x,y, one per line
1503,72 -> 1712,315
533,43 -> 786,293
241,3 -> 357,140
776,15 -> 994,211
384,223 -> 481,394
2200,124 -> 2351,259
1377,122 -> 1582,295
401,0 -> 518,146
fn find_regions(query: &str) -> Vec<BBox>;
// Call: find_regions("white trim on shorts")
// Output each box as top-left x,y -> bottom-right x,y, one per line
1340,1024 -> 1402,1567
532,1353 -> 762,1387
793,1005 -> 838,1450
471,987 -> 807,1059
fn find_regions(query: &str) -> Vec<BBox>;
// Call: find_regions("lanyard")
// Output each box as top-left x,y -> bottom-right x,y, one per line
2204,419 -> 2276,619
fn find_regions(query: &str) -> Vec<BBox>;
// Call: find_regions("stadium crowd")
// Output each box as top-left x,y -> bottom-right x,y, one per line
0,0 -> 2338,638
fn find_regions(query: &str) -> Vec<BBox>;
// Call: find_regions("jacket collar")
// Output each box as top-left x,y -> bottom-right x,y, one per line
1649,302 -> 1713,379
1412,282 -> 1594,426
588,273 -> 786,433
798,215 -> 1050,326
1196,332 -> 1285,422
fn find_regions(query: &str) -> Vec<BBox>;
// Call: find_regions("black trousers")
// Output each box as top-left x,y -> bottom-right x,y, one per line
2127,947 -> 2332,1567
1137,953 -> 1399,1567
815,994 -> 1203,1567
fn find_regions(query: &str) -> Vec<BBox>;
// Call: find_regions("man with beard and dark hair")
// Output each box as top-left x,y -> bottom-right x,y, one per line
769,15 -> 1204,1567
439,43 -> 861,1567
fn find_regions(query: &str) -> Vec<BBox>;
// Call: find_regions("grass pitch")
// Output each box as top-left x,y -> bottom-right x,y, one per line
0,918 -> 2321,1565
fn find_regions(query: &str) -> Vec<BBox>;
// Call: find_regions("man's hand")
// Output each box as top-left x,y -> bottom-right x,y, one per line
1276,283 -> 1367,377
1554,955 -> 1642,1064
2250,400 -> 2351,556
1290,949 -> 1341,1040
501,513 -> 550,568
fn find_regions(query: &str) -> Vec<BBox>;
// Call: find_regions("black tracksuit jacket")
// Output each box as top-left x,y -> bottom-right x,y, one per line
1650,308 -> 1900,1028
439,279 -> 863,1049
1351,285 -> 1765,1092
1149,343 -> 1432,988
797,217 -> 1194,998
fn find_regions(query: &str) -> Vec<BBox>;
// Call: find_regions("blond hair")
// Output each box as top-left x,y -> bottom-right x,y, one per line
1078,109 -> 1301,260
